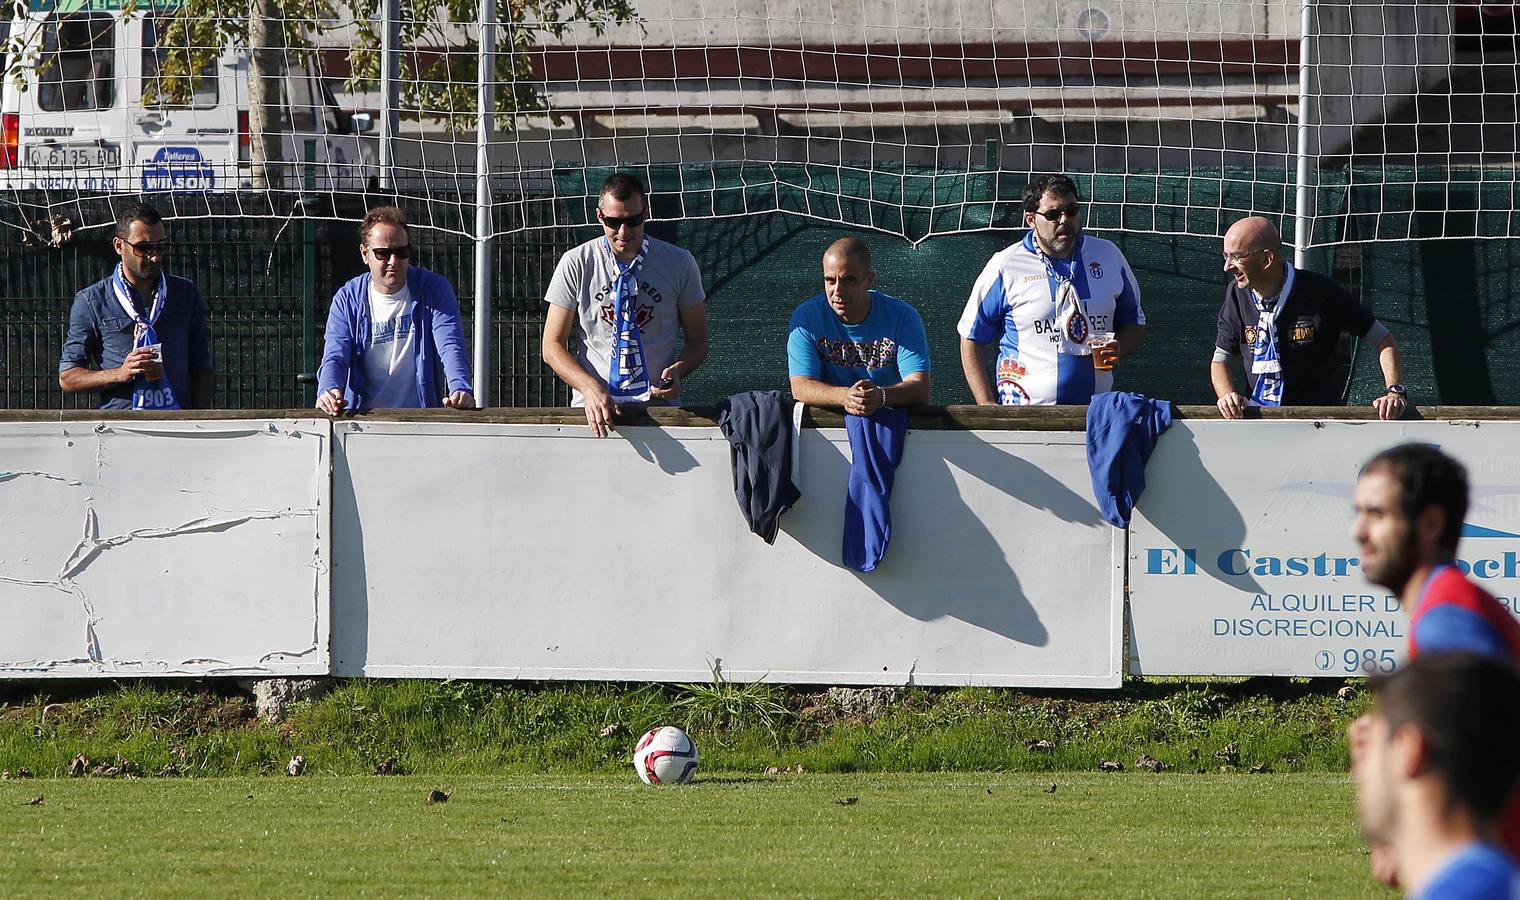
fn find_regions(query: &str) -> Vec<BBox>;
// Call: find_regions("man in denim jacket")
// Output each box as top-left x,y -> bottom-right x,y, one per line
59,203 -> 214,410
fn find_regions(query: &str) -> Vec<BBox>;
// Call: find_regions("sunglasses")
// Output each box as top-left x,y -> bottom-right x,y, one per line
599,211 -> 648,230
367,244 -> 413,261
122,238 -> 171,257
1033,203 -> 1081,223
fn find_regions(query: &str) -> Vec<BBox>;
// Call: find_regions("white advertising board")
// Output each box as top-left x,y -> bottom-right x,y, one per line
1,420 -> 330,676
332,422 -> 1122,687
1129,420 -> 1520,676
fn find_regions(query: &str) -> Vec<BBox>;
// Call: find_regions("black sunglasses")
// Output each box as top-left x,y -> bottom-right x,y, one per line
599,211 -> 647,230
1033,203 -> 1081,223
122,238 -> 171,257
368,244 -> 413,261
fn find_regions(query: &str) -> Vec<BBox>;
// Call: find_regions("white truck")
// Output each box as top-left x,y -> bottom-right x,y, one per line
0,0 -> 376,192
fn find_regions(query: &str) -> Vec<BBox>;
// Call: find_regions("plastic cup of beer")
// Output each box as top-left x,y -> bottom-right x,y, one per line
1089,332 -> 1117,371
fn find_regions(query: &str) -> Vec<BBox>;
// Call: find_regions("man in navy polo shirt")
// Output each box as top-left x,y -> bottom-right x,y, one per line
59,203 -> 214,409
1211,216 -> 1407,418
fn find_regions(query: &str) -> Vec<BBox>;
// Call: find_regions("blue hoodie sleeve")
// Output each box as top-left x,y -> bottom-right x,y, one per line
317,280 -> 359,400
423,272 -> 474,396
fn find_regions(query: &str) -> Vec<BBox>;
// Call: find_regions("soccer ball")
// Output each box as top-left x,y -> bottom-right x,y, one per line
632,725 -> 699,785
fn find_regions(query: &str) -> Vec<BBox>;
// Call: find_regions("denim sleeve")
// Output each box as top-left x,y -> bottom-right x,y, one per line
59,291 -> 100,373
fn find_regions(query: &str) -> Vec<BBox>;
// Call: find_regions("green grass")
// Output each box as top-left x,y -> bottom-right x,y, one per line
0,773 -> 1379,898
0,679 -> 1368,778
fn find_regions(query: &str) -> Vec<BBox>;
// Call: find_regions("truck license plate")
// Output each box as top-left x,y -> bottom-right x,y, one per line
24,143 -> 122,169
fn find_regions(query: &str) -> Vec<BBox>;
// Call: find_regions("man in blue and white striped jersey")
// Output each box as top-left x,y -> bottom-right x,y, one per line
957,174 -> 1147,406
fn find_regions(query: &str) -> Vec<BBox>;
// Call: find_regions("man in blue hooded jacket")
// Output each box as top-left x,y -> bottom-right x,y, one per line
316,206 -> 474,414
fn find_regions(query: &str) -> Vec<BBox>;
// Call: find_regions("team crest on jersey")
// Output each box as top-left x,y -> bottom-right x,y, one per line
1088,261 -> 1103,279
997,357 -> 1028,381
996,357 -> 1030,405
1243,325 -> 1259,347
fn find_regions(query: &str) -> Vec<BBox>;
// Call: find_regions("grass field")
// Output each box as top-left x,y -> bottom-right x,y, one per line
1,772 -> 1380,897
0,679 -> 1363,778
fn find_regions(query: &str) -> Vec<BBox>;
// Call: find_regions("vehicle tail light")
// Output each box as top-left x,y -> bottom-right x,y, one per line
237,110 -> 249,163
0,114 -> 19,169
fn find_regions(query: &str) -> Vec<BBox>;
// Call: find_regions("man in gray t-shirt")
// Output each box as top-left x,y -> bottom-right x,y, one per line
542,172 -> 709,437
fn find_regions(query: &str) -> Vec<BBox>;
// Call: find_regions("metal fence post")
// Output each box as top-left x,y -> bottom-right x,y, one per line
1294,0 -> 1315,270
473,0 -> 496,408
302,139 -> 318,406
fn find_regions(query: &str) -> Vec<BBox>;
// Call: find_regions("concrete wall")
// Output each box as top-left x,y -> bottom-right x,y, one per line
11,407 -> 1516,683
328,420 -> 1121,686
550,0 -> 1299,45
0,419 -> 330,677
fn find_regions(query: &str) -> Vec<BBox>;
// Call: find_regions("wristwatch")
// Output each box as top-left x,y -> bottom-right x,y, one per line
1384,384 -> 1407,398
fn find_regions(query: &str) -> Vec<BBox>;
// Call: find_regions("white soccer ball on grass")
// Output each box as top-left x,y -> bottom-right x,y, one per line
632,725 -> 699,785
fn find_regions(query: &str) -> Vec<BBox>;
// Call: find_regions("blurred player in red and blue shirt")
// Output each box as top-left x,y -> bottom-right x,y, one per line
1350,443 -> 1520,886
1352,444 -> 1520,661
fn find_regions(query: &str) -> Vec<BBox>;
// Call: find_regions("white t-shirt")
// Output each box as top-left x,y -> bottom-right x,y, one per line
362,281 -> 419,408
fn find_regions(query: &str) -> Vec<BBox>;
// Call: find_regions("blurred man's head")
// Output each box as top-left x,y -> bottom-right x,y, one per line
1352,444 -> 1468,594
1354,652 -> 1520,844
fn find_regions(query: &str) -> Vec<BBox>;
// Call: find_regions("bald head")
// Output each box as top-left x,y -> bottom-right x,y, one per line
1222,216 -> 1287,295
824,236 -> 872,269
1224,216 -> 1283,255
821,236 -> 876,324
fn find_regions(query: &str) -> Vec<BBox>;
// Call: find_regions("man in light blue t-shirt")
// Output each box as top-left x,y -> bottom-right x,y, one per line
787,237 -> 931,413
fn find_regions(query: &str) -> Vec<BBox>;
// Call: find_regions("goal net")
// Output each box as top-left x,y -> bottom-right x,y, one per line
0,0 -> 1503,247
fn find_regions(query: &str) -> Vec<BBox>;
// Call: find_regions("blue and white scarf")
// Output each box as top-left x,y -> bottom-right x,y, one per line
1041,238 -> 1090,352
110,264 -> 180,411
605,236 -> 651,403
1248,264 -> 1296,408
